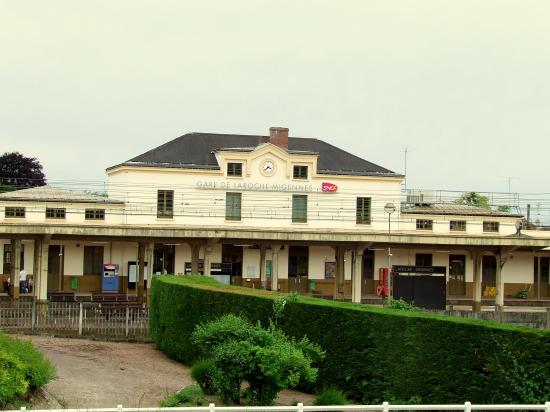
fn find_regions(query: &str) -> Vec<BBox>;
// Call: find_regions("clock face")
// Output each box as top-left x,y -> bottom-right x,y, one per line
261,160 -> 275,176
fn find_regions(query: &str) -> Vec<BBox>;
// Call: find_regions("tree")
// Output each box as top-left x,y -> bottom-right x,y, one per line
191,314 -> 324,405
0,152 -> 46,190
454,191 -> 490,209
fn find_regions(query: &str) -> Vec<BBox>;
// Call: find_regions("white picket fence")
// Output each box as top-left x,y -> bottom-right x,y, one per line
8,402 -> 550,412
0,301 -> 149,339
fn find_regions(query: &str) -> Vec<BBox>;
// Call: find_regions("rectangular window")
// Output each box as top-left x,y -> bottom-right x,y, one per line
292,194 -> 308,223
293,165 -> 308,180
5,207 -> 25,218
85,209 -> 105,220
483,221 -> 499,233
416,253 -> 433,267
416,219 -> 433,230
3,244 -> 11,274
225,192 -> 242,221
356,197 -> 372,224
157,190 -> 174,218
83,246 -> 104,275
46,208 -> 66,219
450,220 -> 466,232
227,162 -> 243,177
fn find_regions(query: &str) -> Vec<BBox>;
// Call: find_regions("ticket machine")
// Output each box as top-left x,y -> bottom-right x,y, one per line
102,263 -> 120,293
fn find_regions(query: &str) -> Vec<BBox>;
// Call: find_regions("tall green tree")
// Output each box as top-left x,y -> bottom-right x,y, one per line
0,152 -> 46,190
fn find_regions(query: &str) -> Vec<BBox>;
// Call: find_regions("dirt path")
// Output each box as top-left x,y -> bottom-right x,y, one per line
23,335 -> 191,408
21,335 -> 315,408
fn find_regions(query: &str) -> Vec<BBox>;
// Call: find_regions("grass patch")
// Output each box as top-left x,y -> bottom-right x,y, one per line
160,385 -> 208,407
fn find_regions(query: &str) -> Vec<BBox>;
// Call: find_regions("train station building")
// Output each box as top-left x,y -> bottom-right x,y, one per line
1,127 -> 549,310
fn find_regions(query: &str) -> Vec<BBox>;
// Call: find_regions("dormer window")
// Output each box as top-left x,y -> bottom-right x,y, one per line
293,165 -> 308,180
227,162 -> 243,177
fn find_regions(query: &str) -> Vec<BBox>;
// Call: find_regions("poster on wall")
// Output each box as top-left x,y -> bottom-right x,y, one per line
127,262 -> 149,284
325,261 -> 336,279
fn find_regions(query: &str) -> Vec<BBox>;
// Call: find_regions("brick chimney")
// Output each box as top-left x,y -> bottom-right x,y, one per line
269,127 -> 289,149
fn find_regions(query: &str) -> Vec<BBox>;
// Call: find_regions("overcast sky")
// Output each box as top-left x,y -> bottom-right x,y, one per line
1,0 -> 549,196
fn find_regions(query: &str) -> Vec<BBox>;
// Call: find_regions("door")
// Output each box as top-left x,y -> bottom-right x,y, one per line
47,245 -> 64,292
482,255 -> 497,297
288,246 -> 309,293
153,244 -> 175,275
448,255 -> 466,296
535,257 -> 550,298
222,244 -> 243,285
362,249 -> 375,295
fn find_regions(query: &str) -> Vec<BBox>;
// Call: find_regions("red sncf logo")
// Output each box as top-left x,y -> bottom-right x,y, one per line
322,182 -> 338,193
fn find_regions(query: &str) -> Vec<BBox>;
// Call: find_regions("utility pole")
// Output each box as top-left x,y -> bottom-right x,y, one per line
501,176 -> 518,208
403,148 -> 409,190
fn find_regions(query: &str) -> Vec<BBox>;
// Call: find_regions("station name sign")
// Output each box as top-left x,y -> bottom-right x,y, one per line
392,265 -> 447,275
196,181 -> 338,193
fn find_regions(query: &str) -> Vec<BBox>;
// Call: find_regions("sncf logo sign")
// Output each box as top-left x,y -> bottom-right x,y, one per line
321,182 -> 338,193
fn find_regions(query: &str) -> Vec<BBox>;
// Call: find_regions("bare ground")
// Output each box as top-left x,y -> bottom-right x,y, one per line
20,335 -> 314,409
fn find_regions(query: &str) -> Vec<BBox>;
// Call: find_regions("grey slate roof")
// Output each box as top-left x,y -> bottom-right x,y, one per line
0,185 -> 124,204
401,203 -> 523,218
107,132 -> 399,177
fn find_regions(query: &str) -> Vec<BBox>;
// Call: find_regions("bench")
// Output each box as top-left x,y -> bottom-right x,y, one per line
48,292 -> 76,302
91,293 -> 129,303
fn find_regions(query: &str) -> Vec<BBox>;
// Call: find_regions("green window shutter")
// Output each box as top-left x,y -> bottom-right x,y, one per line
226,192 -> 242,221
292,195 -> 307,223
356,197 -> 371,224
157,190 -> 174,218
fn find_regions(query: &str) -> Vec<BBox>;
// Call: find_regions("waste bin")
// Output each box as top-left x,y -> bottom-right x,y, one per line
309,280 -> 317,291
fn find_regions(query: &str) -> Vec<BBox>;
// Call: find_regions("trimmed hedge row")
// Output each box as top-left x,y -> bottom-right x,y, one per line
150,276 -> 550,404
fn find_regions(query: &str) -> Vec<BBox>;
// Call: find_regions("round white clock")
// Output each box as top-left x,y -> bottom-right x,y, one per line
261,160 -> 275,176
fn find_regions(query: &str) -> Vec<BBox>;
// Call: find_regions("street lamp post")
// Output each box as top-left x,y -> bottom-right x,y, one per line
384,202 -> 396,304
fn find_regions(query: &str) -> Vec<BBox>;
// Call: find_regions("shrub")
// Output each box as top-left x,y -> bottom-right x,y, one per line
0,333 -> 55,408
387,298 -> 419,312
160,385 -> 207,407
0,333 -> 56,390
190,358 -> 216,395
0,348 -> 28,407
314,387 -> 349,406
192,314 -> 324,405
150,275 -> 550,404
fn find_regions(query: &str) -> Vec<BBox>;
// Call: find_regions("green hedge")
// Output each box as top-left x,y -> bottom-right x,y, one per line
0,332 -> 56,407
150,276 -> 550,404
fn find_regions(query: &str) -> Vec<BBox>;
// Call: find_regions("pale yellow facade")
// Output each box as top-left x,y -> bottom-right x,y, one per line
1,138 -> 550,308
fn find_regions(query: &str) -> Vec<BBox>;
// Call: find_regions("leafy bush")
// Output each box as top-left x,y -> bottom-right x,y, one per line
387,298 -> 419,312
160,385 -> 207,407
314,387 -> 349,405
0,333 -> 55,407
0,348 -> 28,407
190,358 -> 216,395
150,275 -> 550,404
192,314 -> 324,405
